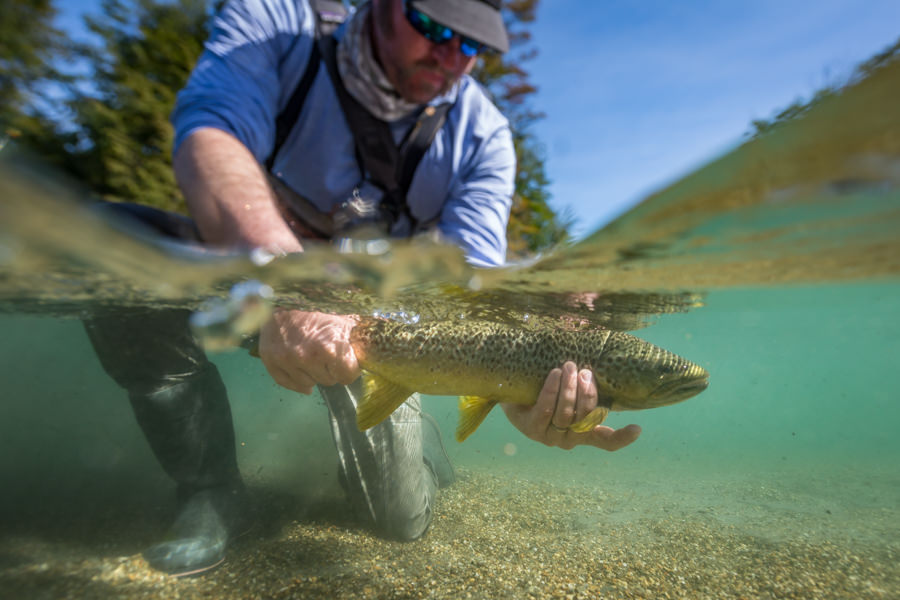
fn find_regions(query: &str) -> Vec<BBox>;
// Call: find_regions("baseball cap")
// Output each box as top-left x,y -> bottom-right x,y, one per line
410,0 -> 510,53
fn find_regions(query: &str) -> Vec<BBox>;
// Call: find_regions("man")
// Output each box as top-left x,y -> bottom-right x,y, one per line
86,0 -> 641,577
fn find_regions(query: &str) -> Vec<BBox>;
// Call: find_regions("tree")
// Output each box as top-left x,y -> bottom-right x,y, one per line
58,0 -> 210,211
472,0 -> 571,256
8,0 -> 209,210
0,0 -> 65,138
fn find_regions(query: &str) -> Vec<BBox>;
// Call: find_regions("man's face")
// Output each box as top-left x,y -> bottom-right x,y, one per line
371,0 -> 478,104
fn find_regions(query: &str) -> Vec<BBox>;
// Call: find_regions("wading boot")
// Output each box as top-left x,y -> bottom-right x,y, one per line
128,363 -> 249,576
143,484 -> 248,576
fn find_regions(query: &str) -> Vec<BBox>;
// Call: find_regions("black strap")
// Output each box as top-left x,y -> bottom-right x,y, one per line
318,34 -> 450,230
266,12 -> 452,234
265,0 -> 347,171
398,104 -> 451,199
265,42 -> 321,172
318,35 -> 398,191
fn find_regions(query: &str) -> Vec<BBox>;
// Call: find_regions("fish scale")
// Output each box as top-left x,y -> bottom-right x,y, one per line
350,317 -> 709,442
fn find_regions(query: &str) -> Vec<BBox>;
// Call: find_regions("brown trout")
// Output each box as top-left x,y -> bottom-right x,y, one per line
350,318 -> 709,442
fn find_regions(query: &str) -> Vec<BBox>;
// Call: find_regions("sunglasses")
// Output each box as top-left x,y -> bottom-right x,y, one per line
404,3 -> 487,57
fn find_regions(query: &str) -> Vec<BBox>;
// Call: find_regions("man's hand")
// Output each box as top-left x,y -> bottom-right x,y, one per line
501,361 -> 642,451
258,310 -> 361,394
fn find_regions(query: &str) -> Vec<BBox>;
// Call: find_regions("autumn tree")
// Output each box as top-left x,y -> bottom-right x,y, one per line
473,0 -> 570,256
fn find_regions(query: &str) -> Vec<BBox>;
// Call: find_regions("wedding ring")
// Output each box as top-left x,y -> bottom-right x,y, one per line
550,423 -> 568,433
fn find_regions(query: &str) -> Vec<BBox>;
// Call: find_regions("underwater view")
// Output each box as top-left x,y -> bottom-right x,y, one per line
2,53 -> 899,599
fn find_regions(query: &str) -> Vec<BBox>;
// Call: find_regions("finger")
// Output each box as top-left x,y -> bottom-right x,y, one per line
556,434 -> 579,451
316,361 -> 339,387
330,341 -> 361,385
532,368 -> 563,433
552,361 -> 578,429
297,330 -> 359,384
573,369 -> 598,422
287,368 -> 317,394
263,360 -> 315,395
542,428 -> 575,450
260,355 -> 290,388
587,424 -> 642,451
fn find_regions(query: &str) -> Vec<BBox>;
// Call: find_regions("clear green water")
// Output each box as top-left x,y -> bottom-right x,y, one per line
439,282 -> 900,550
446,283 -> 900,473
1,282 -> 898,596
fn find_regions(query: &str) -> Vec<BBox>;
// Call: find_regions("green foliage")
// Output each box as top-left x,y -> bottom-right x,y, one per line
748,37 -> 900,138
68,0 -> 210,211
10,0 -> 209,212
0,0 -> 66,133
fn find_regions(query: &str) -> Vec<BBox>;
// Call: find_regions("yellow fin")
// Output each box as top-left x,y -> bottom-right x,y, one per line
456,396 -> 498,442
356,372 -> 414,431
570,406 -> 610,433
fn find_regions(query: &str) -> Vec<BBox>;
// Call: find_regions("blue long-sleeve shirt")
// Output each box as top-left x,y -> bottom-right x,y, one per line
171,0 -> 515,266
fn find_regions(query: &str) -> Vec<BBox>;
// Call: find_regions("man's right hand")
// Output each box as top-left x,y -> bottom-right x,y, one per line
258,310 -> 361,394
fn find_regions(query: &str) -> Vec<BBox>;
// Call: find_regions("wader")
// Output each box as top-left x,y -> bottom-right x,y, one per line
86,0 -> 457,574
83,204 -> 454,575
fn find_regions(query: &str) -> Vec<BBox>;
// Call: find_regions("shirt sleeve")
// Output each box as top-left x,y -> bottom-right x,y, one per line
171,0 -> 314,162
438,124 -> 516,268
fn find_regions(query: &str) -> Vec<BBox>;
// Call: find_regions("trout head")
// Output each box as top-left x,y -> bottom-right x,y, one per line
593,332 -> 709,411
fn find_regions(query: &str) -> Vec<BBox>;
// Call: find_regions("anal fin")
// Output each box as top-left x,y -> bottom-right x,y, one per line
456,396 -> 498,442
570,405 -> 610,433
356,372 -> 414,431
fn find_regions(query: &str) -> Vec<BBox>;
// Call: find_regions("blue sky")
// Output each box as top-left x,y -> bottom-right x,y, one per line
55,0 -> 900,238
527,0 -> 900,236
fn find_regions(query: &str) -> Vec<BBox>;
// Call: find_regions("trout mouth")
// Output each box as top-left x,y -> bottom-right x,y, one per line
650,375 -> 709,404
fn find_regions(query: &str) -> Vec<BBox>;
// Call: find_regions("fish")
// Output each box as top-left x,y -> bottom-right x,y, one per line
349,317 -> 709,442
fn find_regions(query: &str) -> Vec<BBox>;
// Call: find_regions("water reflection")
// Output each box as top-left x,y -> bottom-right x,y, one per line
2,59 -> 899,333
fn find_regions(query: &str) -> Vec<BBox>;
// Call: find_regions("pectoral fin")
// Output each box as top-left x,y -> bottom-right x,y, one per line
456,396 -> 498,442
570,405 -> 610,433
356,372 -> 414,431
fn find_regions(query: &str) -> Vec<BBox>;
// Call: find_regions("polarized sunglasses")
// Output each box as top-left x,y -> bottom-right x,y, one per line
404,2 -> 487,57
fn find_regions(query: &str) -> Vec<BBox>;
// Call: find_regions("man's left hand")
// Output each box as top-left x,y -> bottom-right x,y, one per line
501,361 -> 642,451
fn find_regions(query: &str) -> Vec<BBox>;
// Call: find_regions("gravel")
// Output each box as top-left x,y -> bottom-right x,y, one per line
1,467 -> 897,599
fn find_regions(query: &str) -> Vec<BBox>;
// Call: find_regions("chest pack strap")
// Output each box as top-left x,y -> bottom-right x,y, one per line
265,43 -> 321,173
318,34 -> 450,229
264,0 -> 345,172
264,3 -> 451,235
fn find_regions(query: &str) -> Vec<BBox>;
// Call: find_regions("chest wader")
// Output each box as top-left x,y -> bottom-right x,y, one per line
83,305 -> 246,575
82,0 -> 454,576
